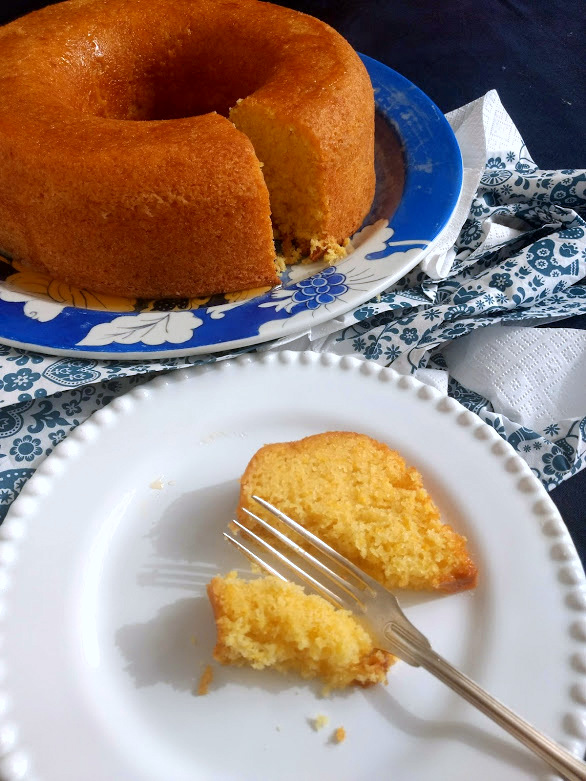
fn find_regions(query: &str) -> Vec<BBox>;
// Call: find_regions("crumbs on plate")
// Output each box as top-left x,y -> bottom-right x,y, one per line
312,714 -> 329,731
197,664 -> 214,696
334,726 -> 346,743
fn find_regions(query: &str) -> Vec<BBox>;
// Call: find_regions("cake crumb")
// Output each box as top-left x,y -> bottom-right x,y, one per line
334,726 -> 346,743
149,478 -> 164,490
305,236 -> 347,265
274,254 -> 287,272
197,664 -> 213,696
312,714 -> 329,731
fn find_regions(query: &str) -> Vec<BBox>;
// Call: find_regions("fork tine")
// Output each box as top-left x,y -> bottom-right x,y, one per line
240,508 -> 367,607
223,532 -> 287,582
229,520 -> 352,610
251,495 -> 378,594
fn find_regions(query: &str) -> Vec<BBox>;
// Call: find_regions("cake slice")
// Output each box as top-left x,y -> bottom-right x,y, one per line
237,432 -> 477,593
229,35 -> 375,262
207,571 -> 394,690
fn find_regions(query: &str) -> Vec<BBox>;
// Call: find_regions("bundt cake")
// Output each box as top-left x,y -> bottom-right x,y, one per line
0,0 -> 375,298
207,571 -> 395,691
237,432 -> 478,593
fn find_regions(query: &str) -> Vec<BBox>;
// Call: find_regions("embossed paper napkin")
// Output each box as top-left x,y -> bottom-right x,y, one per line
0,90 -> 585,518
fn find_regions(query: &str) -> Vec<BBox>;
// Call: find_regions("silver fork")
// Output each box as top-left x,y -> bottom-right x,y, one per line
224,495 -> 586,781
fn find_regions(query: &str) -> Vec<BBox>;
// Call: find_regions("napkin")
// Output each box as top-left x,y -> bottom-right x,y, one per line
442,325 -> 586,430
1,90 -> 585,519
420,90 -> 514,279
438,326 -> 586,486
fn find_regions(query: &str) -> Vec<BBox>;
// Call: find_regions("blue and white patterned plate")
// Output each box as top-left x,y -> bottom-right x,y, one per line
0,56 -> 462,360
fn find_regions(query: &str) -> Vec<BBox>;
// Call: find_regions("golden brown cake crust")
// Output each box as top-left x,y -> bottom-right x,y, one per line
238,431 -> 478,593
0,0 -> 374,298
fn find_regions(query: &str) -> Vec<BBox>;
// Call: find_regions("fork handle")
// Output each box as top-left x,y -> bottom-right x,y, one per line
387,624 -> 586,781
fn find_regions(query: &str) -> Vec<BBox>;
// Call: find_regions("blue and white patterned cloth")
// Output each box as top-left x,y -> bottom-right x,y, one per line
0,92 -> 585,518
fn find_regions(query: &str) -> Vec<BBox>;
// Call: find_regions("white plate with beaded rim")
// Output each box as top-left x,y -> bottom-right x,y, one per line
0,351 -> 585,781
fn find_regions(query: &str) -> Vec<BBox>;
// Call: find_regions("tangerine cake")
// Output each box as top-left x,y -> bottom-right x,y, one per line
237,432 -> 478,593
207,571 -> 394,690
0,0 -> 375,298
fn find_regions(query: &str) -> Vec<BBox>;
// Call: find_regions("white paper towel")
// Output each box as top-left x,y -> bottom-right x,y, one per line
442,325 -> 586,429
419,90 -> 527,278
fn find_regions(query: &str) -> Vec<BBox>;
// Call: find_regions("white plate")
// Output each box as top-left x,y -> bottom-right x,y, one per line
1,352 -> 585,781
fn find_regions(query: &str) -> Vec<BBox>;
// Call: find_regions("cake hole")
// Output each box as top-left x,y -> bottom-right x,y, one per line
72,27 -> 280,121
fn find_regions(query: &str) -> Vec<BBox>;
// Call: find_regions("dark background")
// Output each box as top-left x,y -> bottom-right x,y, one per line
1,0 -> 585,558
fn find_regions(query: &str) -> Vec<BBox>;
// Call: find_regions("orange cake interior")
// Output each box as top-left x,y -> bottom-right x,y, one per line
207,571 -> 394,691
237,432 -> 477,593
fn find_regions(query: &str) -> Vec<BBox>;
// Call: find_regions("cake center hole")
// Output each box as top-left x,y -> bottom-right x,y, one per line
86,31 -> 278,121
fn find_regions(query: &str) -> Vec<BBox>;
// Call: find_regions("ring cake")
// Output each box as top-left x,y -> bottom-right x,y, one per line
0,0 -> 375,298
